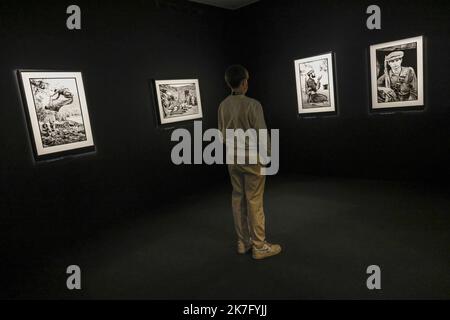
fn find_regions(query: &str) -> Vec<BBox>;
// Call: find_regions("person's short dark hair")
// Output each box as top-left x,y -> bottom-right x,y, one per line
225,65 -> 248,89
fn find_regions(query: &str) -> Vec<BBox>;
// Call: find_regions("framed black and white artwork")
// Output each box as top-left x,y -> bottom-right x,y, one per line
294,52 -> 336,115
18,71 -> 94,160
370,35 -> 424,110
154,79 -> 203,125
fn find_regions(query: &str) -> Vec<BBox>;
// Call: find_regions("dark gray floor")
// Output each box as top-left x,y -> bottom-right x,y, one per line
3,175 -> 450,299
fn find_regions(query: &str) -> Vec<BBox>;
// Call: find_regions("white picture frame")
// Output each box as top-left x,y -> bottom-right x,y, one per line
18,71 -> 95,158
370,35 -> 424,109
294,52 -> 336,115
154,79 -> 203,125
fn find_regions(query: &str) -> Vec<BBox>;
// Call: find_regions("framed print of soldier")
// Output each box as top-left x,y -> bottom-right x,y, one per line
370,35 -> 424,110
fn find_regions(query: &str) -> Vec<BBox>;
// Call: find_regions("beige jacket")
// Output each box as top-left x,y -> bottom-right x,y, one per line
218,94 -> 271,162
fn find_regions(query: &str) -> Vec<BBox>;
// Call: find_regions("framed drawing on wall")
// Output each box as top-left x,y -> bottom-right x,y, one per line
370,35 -> 424,110
153,79 -> 203,125
294,52 -> 336,115
18,70 -> 95,160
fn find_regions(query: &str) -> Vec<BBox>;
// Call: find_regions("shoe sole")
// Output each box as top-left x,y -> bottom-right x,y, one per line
252,248 -> 282,260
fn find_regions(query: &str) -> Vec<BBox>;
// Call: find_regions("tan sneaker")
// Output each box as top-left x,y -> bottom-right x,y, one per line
237,240 -> 252,254
252,242 -> 282,260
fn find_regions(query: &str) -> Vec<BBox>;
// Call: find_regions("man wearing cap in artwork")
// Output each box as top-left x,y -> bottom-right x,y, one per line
305,69 -> 328,104
377,50 -> 418,102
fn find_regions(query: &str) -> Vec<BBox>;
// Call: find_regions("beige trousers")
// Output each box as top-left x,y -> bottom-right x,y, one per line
227,164 -> 266,248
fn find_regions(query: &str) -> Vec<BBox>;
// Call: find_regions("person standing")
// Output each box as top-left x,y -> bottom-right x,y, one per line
218,65 -> 282,260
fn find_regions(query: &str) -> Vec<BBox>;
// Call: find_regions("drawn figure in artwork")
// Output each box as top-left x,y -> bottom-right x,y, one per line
158,83 -> 199,120
186,91 -> 197,106
376,51 -> 418,103
46,87 -> 74,112
26,76 -> 87,147
160,88 -> 174,117
184,90 -> 191,104
29,80 -> 55,133
29,80 -> 76,132
30,79 -> 48,95
305,69 -> 328,104
27,78 -> 87,149
180,90 -> 196,112
38,111 -> 57,134
190,95 -> 197,106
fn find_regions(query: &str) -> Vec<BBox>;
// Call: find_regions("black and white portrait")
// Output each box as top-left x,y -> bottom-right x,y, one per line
294,52 -> 336,114
370,36 -> 424,109
19,71 -> 94,158
155,79 -> 203,124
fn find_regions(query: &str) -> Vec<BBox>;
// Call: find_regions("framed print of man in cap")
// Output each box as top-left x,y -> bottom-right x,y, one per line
370,35 -> 424,109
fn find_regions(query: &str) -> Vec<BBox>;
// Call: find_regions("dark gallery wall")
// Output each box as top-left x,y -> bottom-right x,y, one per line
235,0 -> 450,181
0,0 -> 234,250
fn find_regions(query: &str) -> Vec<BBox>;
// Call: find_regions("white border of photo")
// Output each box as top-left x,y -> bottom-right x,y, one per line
294,52 -> 336,115
370,35 -> 424,109
19,71 -> 94,156
155,79 -> 203,125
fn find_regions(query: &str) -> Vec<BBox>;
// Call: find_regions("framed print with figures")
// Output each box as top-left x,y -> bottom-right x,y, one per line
294,52 -> 336,115
18,70 -> 95,160
154,79 -> 203,125
370,35 -> 424,110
